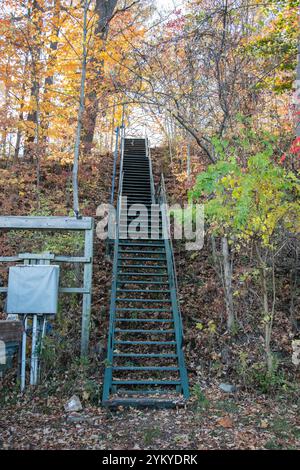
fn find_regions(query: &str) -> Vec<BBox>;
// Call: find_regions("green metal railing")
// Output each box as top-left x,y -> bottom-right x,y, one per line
145,137 -> 155,203
156,173 -> 189,398
102,130 -> 125,401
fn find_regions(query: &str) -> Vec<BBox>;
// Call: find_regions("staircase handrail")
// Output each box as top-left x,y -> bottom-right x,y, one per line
102,126 -> 125,401
145,136 -> 155,203
156,173 -> 184,340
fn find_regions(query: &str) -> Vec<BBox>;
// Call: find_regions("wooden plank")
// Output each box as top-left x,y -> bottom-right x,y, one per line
0,321 -> 22,342
18,253 -> 55,260
60,287 -> 90,294
0,216 -> 92,230
19,254 -> 90,263
53,256 -> 91,263
0,257 -> 20,262
0,256 -> 90,263
81,225 -> 94,357
0,287 -> 90,294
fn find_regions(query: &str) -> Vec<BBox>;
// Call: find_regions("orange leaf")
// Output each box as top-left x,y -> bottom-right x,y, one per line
217,417 -> 234,428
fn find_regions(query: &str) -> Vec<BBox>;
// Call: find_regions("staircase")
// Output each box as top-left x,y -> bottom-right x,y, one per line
102,137 -> 189,407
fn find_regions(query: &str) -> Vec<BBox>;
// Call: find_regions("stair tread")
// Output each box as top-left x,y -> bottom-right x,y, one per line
114,340 -> 176,345
119,250 -> 165,254
118,265 -> 167,269
119,243 -> 164,246
116,280 -> 169,284
113,353 -> 177,357
115,319 -> 173,323
117,289 -> 170,293
112,366 -> 179,371
112,379 -> 180,384
114,329 -> 175,333
116,307 -> 172,311
116,298 -> 171,303
118,273 -> 168,276
118,257 -> 166,261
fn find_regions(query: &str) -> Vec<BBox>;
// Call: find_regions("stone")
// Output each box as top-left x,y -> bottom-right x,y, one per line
66,413 -> 93,424
219,383 -> 237,393
64,395 -> 83,412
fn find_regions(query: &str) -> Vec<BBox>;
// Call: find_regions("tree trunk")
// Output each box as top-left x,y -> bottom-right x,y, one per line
42,0 -> 61,154
296,34 -> 300,137
256,244 -> 276,373
14,54 -> 28,162
82,0 -> 118,155
261,261 -> 272,371
222,236 -> 235,331
187,140 -> 191,181
72,0 -> 88,217
23,1 -> 42,161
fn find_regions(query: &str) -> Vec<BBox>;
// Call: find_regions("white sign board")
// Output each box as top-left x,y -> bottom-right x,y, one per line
7,265 -> 60,315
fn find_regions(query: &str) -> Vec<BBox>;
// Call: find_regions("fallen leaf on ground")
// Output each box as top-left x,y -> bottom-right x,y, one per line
217,416 -> 234,428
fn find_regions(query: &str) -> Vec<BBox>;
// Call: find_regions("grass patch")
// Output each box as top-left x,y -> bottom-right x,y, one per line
143,427 -> 161,446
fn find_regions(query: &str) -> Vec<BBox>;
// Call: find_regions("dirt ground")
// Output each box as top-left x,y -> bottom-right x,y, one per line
1,382 -> 299,450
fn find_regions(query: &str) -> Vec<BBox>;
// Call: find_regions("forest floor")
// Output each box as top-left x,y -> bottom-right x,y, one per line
1,383 -> 299,450
0,150 -> 299,450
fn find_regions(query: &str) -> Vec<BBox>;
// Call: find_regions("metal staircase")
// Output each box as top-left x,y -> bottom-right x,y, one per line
102,134 -> 189,407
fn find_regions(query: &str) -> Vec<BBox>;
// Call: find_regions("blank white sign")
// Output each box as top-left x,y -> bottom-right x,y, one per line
7,265 -> 60,315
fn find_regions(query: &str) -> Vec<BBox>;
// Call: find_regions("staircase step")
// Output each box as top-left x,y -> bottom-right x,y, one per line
118,257 -> 166,261
117,289 -> 170,293
119,250 -> 164,254
123,177 -> 150,180
119,242 -> 164,247
112,379 -> 180,385
123,191 -> 151,194
115,319 -> 173,323
123,159 -> 148,161
113,353 -> 176,357
120,206 -> 160,212
122,187 -> 151,191
116,307 -> 171,312
116,298 -> 171,303
114,340 -> 176,345
118,273 -> 168,276
123,172 -> 149,175
117,280 -> 169,285
112,366 -> 179,371
114,329 -> 175,334
118,264 -> 167,269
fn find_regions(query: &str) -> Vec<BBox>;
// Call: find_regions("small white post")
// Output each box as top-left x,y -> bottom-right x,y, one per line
21,317 -> 28,391
30,315 -> 38,385
38,317 -> 47,382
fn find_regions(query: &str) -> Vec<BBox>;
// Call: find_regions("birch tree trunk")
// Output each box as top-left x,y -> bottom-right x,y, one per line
73,0 -> 88,217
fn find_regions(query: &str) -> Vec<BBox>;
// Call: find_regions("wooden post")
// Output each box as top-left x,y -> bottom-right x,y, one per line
81,222 -> 94,357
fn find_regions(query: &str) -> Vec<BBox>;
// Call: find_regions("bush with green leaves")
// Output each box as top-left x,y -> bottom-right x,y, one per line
190,132 -> 300,373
